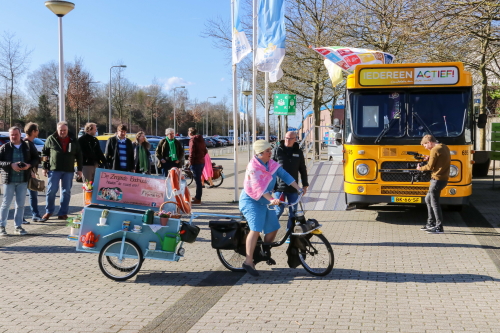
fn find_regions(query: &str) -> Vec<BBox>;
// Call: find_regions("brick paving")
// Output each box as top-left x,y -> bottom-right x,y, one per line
0,150 -> 499,332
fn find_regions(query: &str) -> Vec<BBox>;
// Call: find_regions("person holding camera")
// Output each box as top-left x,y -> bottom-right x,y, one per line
417,134 -> 450,234
0,127 -> 39,236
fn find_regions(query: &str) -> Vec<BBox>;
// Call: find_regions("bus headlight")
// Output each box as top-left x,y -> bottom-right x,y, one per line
449,165 -> 459,177
356,164 -> 369,176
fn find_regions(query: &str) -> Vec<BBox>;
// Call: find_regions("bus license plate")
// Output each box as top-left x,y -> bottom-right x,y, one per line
391,196 -> 421,203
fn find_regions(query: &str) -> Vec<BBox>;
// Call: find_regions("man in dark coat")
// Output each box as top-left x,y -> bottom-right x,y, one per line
272,131 -> 309,230
156,127 -> 184,176
41,121 -> 83,221
0,127 -> 39,236
78,122 -> 106,182
104,124 -> 134,172
188,127 -> 207,204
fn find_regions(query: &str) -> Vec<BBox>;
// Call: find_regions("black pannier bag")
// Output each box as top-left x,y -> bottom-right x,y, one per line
209,220 -> 241,249
179,222 -> 200,243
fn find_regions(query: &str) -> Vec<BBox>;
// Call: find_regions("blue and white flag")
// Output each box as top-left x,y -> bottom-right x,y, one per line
239,79 -> 248,115
232,0 -> 251,65
256,0 -> 285,82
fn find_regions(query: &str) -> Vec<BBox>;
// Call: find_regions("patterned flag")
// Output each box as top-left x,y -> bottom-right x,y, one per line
232,0 -> 251,64
313,46 -> 395,74
256,0 -> 285,82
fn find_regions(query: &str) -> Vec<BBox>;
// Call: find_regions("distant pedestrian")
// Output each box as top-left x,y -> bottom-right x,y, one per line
0,127 -> 39,236
188,127 -> 207,204
156,128 -> 184,176
23,122 -> 42,223
133,131 -> 151,174
417,134 -> 451,234
272,131 -> 309,230
41,121 -> 83,221
78,122 -> 106,182
104,124 -> 134,172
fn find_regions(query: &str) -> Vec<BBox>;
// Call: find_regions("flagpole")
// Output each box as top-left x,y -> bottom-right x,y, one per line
265,72 -> 269,141
252,0 -> 257,144
231,0 -> 239,203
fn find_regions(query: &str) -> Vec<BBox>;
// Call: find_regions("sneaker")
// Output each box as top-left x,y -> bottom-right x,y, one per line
15,227 -> 27,235
0,226 -> 6,236
426,227 -> 444,234
285,236 -> 291,244
22,219 -> 30,225
420,224 -> 435,231
32,216 -> 42,222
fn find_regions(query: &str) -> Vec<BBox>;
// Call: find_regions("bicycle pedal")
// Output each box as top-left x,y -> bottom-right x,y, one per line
266,258 -> 276,265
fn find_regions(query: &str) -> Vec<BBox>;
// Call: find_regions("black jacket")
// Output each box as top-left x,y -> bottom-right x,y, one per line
155,138 -> 184,168
0,140 -> 39,184
104,136 -> 134,171
133,141 -> 151,174
78,133 -> 106,166
42,131 -> 82,172
272,141 -> 309,193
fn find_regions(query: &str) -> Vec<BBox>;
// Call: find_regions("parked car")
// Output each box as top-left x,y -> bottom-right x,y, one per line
214,138 -> 228,146
218,136 -> 234,145
204,138 -> 214,148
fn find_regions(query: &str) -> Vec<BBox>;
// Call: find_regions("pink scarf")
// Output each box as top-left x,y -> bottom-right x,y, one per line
243,157 -> 280,200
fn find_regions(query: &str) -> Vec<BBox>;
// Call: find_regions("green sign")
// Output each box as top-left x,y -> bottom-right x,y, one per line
492,142 -> 500,151
274,94 -> 296,116
492,132 -> 500,142
492,123 -> 500,132
491,151 -> 500,161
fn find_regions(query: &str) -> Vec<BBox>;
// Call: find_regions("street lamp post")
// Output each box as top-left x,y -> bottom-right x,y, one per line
109,65 -> 126,133
45,1 -> 75,123
173,86 -> 185,135
206,96 -> 216,135
87,81 -> 100,123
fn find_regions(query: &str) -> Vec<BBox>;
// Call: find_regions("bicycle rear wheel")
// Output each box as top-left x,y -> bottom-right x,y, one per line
211,173 -> 223,187
217,249 -> 245,272
299,233 -> 334,276
183,171 -> 194,186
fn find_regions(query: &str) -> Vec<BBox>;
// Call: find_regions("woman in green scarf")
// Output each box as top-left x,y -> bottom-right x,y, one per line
133,131 -> 151,174
156,128 -> 184,176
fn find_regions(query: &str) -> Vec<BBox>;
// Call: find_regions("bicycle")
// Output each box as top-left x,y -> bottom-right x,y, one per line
212,194 -> 334,276
182,165 -> 194,186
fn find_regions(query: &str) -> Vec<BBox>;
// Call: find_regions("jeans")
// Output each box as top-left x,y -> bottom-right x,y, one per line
45,171 -> 74,216
190,163 -> 205,200
0,182 -> 28,228
273,191 -> 299,230
28,189 -> 41,218
161,161 -> 179,176
425,179 -> 447,229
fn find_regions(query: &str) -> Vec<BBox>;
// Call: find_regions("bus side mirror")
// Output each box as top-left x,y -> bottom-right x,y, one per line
477,114 -> 487,129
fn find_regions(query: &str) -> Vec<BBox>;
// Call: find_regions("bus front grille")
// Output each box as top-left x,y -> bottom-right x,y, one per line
381,186 -> 428,196
380,161 -> 432,182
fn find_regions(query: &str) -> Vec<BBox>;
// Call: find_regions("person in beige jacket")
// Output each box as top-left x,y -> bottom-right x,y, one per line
417,134 -> 451,234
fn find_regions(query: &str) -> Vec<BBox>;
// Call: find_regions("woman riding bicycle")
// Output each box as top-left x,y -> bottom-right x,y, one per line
239,140 -> 302,277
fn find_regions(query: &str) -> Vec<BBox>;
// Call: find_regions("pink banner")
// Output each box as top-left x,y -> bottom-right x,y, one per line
95,171 -> 166,208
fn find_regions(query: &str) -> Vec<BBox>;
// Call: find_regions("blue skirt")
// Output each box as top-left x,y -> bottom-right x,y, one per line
239,191 -> 280,234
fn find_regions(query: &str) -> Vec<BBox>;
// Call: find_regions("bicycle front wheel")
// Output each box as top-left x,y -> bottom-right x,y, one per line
99,239 -> 143,281
211,173 -> 224,187
217,249 -> 245,272
299,233 -> 334,276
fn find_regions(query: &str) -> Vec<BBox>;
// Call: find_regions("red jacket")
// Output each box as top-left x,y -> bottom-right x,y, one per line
189,135 -> 207,165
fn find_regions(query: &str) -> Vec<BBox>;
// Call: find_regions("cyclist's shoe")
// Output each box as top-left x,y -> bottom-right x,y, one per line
266,258 -> 276,265
242,263 -> 259,277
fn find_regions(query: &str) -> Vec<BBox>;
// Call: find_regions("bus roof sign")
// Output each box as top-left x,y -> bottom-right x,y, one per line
359,66 -> 459,86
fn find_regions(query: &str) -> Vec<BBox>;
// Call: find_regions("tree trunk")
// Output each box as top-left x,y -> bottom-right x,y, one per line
478,24 -> 490,151
9,79 -> 14,127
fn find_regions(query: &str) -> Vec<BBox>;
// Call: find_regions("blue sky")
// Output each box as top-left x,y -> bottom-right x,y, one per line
0,0 -> 232,102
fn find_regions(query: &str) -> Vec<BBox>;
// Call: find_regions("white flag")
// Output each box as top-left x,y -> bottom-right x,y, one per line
232,0 -> 251,64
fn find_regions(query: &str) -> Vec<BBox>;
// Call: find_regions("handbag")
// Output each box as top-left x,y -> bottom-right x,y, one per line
179,222 -> 200,243
209,220 -> 241,249
28,170 -> 45,192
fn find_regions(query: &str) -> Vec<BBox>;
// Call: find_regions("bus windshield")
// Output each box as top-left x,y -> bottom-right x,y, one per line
407,90 -> 469,138
349,89 -> 470,139
350,91 -> 406,138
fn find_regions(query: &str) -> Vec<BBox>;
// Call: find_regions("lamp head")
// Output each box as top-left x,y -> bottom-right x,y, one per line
45,1 -> 75,17
119,65 -> 127,68
242,90 -> 252,96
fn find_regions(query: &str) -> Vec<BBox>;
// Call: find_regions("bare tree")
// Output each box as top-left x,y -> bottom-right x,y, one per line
0,32 -> 32,126
26,60 -> 59,105
67,58 -> 93,132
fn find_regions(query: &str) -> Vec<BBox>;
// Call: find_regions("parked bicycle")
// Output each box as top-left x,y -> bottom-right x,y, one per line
209,194 -> 334,276
183,162 -> 224,187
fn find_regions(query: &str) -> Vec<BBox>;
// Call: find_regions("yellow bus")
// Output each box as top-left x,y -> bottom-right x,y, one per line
343,62 -> 474,210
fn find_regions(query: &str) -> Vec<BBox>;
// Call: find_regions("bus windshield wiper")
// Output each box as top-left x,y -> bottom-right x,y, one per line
374,112 -> 400,143
412,112 -> 435,138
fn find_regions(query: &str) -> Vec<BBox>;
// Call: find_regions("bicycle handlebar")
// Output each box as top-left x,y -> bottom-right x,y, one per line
267,190 -> 304,210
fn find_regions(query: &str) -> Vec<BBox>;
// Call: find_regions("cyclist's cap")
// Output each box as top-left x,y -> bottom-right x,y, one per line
421,134 -> 436,145
253,140 -> 272,154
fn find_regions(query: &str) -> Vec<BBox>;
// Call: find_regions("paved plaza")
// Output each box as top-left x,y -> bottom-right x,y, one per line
0,150 -> 499,332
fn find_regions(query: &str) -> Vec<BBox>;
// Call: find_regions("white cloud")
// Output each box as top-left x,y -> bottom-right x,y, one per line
220,78 -> 225,82
162,77 -> 194,91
